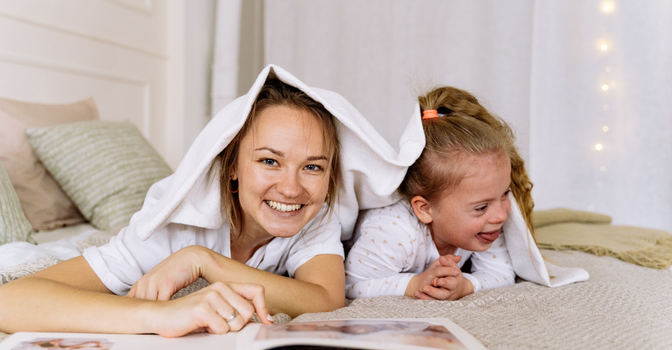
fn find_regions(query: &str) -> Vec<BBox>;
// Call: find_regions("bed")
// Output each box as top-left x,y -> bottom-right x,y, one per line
1,99 -> 671,350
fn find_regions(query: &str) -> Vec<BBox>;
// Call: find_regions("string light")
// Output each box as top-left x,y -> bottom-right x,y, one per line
602,126 -> 609,132
605,67 -> 611,72
602,84 -> 609,91
595,144 -> 603,151
601,44 -> 608,51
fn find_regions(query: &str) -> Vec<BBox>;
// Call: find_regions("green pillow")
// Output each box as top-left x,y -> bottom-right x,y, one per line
0,161 -> 35,244
26,121 -> 173,230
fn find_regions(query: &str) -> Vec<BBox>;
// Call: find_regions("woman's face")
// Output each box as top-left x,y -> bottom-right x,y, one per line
233,105 -> 331,239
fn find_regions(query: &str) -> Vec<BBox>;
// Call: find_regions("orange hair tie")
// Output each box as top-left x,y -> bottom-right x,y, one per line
422,109 -> 439,120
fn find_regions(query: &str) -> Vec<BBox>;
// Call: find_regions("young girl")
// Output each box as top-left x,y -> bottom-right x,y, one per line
0,65 -> 417,337
345,86 -> 535,300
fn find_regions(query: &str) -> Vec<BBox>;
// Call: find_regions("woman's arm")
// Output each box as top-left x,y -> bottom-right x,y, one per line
130,246 -> 344,318
0,256 -> 270,335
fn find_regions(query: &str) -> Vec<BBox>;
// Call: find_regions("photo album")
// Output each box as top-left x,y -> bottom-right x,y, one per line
0,318 -> 487,350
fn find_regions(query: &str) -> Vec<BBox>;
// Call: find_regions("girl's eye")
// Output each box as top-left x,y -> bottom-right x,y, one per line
503,189 -> 511,197
475,205 -> 488,212
262,159 -> 278,166
304,164 -> 323,171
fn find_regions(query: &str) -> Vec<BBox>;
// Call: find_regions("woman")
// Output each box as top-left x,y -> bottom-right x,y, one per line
0,66 -> 421,337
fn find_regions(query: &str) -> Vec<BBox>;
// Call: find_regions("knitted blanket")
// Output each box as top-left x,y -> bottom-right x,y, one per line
533,208 -> 672,269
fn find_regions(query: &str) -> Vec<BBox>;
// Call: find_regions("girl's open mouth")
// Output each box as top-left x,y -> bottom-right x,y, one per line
265,200 -> 304,213
477,228 -> 501,243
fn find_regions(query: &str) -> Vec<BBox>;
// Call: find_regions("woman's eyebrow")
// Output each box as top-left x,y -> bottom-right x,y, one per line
307,156 -> 328,161
255,147 -> 283,157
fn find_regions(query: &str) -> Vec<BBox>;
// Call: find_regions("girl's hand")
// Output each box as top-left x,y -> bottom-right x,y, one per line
416,255 -> 474,301
128,246 -> 209,301
149,281 -> 273,337
405,255 -> 462,299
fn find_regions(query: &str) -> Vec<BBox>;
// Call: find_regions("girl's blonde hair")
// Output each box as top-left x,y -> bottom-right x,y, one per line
399,86 -> 535,236
218,70 -> 341,236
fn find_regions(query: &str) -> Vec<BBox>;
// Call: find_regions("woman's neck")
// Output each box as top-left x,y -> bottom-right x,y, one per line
230,225 -> 275,264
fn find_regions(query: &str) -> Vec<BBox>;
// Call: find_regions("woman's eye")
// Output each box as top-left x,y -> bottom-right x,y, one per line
262,159 -> 278,166
304,164 -> 323,171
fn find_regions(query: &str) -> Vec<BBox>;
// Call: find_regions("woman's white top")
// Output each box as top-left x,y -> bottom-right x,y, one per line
345,201 -> 515,298
83,205 -> 343,296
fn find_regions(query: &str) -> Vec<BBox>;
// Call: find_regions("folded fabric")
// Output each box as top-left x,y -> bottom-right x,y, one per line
503,196 -> 590,287
532,208 -> 612,228
536,220 -> 672,270
130,65 -> 424,241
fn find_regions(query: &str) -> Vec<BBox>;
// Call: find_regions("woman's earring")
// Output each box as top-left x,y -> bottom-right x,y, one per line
228,176 -> 239,194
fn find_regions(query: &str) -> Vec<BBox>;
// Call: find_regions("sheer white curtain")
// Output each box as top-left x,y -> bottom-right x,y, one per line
529,1 -> 672,230
211,0 -> 671,231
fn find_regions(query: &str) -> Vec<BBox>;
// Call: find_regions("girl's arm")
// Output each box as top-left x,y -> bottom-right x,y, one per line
464,235 -> 516,291
0,256 -> 270,335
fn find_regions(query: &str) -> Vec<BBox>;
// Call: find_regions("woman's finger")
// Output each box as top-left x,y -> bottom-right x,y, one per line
227,282 -> 272,324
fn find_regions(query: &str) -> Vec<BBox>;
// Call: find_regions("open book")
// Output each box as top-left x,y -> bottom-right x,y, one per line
0,318 -> 487,350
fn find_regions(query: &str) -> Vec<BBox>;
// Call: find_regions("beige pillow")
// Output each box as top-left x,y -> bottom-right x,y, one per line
0,97 -> 99,230
0,161 -> 35,245
26,121 -> 173,230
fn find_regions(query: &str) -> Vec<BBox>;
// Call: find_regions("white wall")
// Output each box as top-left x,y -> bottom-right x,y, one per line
0,0 -> 216,169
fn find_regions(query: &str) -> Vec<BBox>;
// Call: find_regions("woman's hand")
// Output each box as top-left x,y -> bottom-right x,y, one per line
128,246 -> 210,301
149,281 -> 273,337
406,255 -> 473,300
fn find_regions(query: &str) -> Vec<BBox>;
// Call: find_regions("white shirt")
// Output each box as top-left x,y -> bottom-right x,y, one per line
345,201 -> 515,299
83,205 -> 344,295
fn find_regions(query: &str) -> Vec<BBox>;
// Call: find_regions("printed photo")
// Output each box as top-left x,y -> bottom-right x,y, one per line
12,337 -> 115,350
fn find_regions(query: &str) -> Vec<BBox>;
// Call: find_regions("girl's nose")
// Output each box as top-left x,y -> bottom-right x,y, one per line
491,199 -> 510,224
277,170 -> 302,198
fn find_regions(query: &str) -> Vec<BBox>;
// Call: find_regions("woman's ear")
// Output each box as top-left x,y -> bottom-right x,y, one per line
231,168 -> 238,181
410,196 -> 433,224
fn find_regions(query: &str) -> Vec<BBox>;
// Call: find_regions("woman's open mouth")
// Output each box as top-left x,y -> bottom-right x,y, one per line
265,200 -> 304,213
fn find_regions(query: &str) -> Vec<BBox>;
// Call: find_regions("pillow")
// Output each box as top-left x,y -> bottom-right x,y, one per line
0,97 -> 99,230
0,161 -> 35,245
26,121 -> 173,230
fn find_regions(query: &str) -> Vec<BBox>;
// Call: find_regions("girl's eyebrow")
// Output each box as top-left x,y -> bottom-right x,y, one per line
255,147 -> 327,161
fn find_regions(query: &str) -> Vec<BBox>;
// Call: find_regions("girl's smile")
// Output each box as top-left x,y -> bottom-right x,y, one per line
412,152 -> 512,255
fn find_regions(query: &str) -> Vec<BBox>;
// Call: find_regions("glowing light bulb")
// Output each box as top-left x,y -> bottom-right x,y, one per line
595,144 -> 603,150
603,126 -> 609,132
600,166 -> 606,171
601,44 -> 608,50
604,104 -> 610,110
604,5 -> 611,11
605,66 -> 611,72
602,84 -> 609,91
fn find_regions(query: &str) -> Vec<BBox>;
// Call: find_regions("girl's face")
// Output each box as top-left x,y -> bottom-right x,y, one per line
419,153 -> 511,253
233,105 -> 331,240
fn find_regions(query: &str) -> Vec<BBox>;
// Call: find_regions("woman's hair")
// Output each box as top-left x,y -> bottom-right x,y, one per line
218,70 -> 341,235
398,86 -> 535,236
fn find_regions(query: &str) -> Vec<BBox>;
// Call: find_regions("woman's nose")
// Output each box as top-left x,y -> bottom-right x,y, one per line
276,170 -> 302,198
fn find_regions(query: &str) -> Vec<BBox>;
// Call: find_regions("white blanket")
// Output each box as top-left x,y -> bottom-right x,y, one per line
129,65 -> 424,242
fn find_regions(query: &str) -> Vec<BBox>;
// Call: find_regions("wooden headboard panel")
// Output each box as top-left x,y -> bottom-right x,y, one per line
0,0 -> 184,167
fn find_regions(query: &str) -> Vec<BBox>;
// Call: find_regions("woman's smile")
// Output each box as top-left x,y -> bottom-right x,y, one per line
233,105 -> 331,240
265,200 -> 304,213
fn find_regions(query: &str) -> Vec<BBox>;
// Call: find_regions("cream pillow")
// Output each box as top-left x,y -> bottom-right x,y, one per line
0,161 -> 35,245
26,121 -> 173,230
0,97 -> 99,230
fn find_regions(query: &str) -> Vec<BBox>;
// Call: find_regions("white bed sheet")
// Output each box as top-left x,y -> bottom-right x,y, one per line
0,224 -> 98,270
